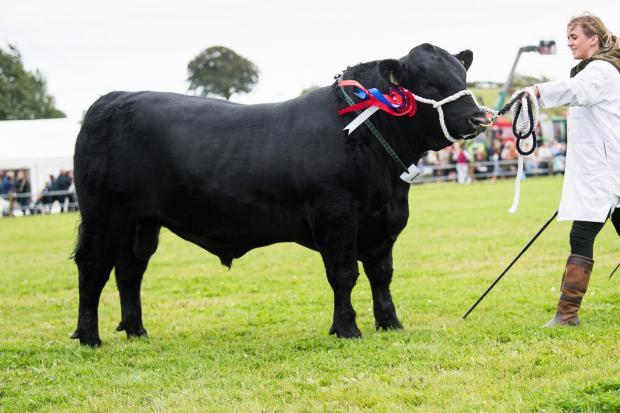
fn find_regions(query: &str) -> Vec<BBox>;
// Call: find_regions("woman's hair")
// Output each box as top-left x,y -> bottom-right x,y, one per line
568,13 -> 620,50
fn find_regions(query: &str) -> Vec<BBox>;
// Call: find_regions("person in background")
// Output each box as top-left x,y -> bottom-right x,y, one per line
524,13 -> 620,327
536,141 -> 554,175
452,142 -> 472,184
500,140 -> 518,175
2,170 -> 14,194
53,169 -> 73,211
15,170 -> 31,215
489,138 -> 503,182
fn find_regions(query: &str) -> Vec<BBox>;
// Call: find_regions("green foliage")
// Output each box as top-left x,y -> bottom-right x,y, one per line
187,46 -> 259,100
0,177 -> 618,411
0,44 -> 65,120
470,87 -> 499,109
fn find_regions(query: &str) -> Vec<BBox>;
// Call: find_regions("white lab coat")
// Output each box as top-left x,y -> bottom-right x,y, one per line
537,60 -> 620,222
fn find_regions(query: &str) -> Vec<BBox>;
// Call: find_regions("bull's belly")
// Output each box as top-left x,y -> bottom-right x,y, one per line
153,199 -> 313,260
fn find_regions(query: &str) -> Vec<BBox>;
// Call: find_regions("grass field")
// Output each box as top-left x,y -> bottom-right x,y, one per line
1,176 -> 618,412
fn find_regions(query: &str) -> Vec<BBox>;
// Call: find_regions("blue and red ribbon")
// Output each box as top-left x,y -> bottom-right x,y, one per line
337,80 -> 418,118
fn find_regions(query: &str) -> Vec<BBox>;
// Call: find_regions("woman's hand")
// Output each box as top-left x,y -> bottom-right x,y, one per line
511,86 -> 539,101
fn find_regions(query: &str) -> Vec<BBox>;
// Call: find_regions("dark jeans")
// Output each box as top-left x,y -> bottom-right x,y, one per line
570,208 -> 620,258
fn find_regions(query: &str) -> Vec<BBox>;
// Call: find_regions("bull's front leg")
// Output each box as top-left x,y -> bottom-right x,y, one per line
362,249 -> 403,331
313,203 -> 362,338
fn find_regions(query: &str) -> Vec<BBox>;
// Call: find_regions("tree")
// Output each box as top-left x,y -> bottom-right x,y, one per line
0,44 -> 65,120
187,46 -> 259,100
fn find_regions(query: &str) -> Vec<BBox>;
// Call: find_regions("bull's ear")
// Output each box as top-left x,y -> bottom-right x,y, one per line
454,50 -> 473,71
378,59 -> 403,86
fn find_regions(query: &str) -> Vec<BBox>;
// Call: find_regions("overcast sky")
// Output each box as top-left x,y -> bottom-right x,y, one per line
3,0 -> 620,119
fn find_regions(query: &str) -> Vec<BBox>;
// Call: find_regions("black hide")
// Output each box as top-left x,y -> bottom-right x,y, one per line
71,43 -> 484,346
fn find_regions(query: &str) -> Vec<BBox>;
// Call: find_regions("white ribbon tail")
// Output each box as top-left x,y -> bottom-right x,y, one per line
343,106 -> 380,134
400,163 -> 422,184
508,155 -> 524,214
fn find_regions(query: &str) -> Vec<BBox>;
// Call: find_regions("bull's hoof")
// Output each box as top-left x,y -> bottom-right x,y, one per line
116,321 -> 148,338
375,318 -> 404,331
71,329 -> 102,347
329,324 -> 362,338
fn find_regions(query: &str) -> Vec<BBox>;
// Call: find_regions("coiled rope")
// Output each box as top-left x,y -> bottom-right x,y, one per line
491,89 -> 539,213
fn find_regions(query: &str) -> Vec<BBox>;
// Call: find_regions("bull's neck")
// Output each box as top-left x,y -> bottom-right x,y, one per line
364,110 -> 433,168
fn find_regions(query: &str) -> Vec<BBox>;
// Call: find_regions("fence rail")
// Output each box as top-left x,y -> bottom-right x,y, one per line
0,189 -> 78,217
414,158 -> 561,184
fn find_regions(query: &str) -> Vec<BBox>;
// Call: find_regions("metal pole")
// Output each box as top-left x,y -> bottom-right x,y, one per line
462,209 -> 558,319
495,48 -> 524,111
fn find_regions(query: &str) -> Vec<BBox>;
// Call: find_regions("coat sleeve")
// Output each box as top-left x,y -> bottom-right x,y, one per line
536,61 -> 612,108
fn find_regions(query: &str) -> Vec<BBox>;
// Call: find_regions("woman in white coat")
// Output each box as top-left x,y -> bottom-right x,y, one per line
528,13 -> 620,326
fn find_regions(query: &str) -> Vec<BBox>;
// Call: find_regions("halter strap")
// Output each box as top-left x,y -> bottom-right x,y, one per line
412,90 -> 495,143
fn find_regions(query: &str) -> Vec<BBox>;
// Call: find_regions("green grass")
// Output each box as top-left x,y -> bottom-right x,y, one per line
1,176 -> 618,412
471,87 -> 501,109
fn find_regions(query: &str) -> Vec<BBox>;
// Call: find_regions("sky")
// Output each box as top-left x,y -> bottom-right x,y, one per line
3,0 -> 620,119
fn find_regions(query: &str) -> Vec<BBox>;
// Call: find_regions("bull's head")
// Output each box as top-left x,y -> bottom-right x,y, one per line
378,43 -> 487,151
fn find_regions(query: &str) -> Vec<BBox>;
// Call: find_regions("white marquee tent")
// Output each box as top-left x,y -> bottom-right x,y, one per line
0,118 -> 81,195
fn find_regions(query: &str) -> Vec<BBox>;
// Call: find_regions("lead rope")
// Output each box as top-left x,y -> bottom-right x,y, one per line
489,89 -> 539,213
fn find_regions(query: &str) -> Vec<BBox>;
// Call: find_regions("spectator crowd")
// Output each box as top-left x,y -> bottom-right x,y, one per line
418,129 -> 567,184
0,169 -> 77,217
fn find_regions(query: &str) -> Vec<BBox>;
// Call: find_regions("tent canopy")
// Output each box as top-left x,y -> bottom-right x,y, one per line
0,118 -> 81,193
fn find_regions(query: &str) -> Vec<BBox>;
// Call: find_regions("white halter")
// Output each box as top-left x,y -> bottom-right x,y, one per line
412,90 -> 495,143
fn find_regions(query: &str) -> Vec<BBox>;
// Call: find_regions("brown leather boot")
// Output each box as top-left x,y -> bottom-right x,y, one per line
543,254 -> 594,327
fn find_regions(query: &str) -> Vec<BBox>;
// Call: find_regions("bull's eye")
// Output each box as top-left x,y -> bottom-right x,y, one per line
459,59 -> 465,66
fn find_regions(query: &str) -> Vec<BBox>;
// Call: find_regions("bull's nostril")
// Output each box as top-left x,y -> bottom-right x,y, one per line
470,116 -> 487,126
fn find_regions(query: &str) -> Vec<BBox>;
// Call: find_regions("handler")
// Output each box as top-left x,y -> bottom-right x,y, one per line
525,13 -> 620,327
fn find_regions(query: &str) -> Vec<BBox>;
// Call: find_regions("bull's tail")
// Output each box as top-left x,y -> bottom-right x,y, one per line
70,220 -> 84,261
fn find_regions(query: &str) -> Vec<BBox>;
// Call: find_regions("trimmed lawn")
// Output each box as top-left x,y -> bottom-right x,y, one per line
1,176 -> 618,412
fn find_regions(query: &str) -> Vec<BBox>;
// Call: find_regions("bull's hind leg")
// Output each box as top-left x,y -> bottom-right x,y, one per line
115,221 -> 160,338
313,203 -> 362,338
362,249 -> 403,331
72,218 -> 127,346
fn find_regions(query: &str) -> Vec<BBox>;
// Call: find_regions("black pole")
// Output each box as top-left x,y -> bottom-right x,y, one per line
609,262 -> 620,280
462,209 -> 558,319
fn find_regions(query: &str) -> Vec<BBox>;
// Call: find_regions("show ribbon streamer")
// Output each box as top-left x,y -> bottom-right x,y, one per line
337,80 -> 418,134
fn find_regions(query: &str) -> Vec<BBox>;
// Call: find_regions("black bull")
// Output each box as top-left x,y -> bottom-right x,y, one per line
71,43 -> 486,346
